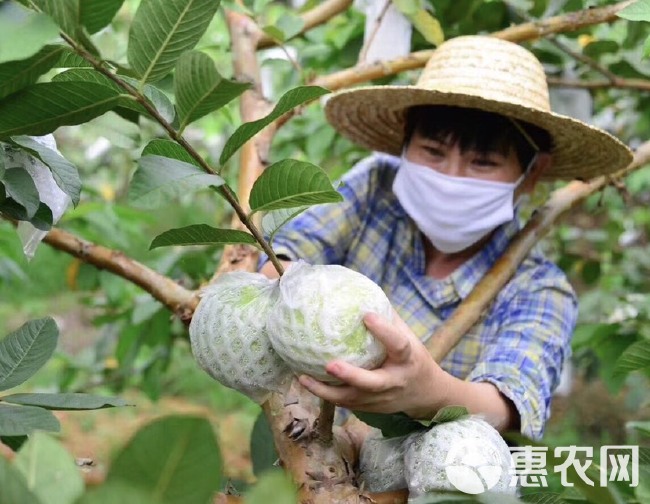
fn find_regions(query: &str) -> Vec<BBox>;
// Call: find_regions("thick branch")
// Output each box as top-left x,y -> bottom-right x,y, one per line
42,228 -> 198,321
257,0 -> 353,49
311,1 -> 633,92
548,77 -> 650,92
425,140 -> 650,363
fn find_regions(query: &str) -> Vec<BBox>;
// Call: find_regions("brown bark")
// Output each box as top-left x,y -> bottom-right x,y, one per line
547,77 -> 650,92
42,228 -> 199,322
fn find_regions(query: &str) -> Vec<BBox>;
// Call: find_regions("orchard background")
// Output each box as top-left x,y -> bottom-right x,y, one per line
0,0 -> 650,503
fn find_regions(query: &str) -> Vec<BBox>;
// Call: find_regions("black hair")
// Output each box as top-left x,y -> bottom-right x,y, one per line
403,105 -> 553,170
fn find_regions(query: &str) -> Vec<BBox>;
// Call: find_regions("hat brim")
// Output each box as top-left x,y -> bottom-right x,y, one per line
324,86 -> 633,181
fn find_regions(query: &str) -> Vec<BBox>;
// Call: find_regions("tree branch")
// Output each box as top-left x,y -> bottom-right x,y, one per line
41,227 -> 198,321
257,0 -> 354,49
547,77 -> 650,92
425,140 -> 650,363
311,0 -> 634,92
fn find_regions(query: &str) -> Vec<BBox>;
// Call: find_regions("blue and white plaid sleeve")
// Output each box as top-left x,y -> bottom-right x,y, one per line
465,269 -> 578,440
258,156 -> 378,268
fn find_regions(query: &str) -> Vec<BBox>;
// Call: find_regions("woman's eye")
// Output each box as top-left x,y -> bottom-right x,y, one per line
474,158 -> 498,167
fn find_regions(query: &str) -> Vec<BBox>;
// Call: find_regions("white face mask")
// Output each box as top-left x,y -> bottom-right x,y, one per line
392,155 -> 533,254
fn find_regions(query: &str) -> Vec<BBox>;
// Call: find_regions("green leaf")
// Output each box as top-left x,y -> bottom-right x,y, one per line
175,51 -> 250,131
0,45 -> 64,101
627,420 -> 650,436
521,493 -> 567,503
107,415 -> 223,504
644,35 -> 650,59
80,0 -> 126,34
150,225 -> 257,250
244,470 -> 296,504
0,5 -> 60,64
250,412 -> 278,478
219,86 -> 330,165
614,339 -> 650,376
0,435 -> 28,451
35,0 -> 82,39
2,168 -> 40,219
52,70 -> 175,124
127,0 -> 222,84
0,82 -> 121,139
0,317 -> 58,391
430,406 -> 469,425
262,207 -> 307,243
141,139 -> 199,167
0,404 -> 60,436
2,393 -> 129,410
77,482 -> 162,504
11,135 -> 81,206
14,432 -> 84,504
0,199 -> 53,230
55,48 -> 91,68
249,159 -> 342,213
128,155 -> 224,209
408,9 -> 445,46
352,411 -> 427,439
0,456 -> 41,504
618,0 -> 650,22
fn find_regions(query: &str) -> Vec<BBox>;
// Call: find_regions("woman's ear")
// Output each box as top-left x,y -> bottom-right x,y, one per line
522,152 -> 552,194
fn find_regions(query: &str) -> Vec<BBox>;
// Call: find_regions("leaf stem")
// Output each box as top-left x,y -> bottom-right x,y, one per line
58,33 -> 285,276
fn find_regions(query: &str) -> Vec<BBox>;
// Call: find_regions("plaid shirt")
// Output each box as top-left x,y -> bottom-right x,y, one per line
260,154 -> 577,439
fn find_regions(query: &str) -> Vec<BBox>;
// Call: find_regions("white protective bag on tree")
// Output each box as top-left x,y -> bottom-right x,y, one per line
355,0 -> 412,64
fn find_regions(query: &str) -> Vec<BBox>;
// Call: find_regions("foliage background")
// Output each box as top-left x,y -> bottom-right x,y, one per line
0,0 -> 650,502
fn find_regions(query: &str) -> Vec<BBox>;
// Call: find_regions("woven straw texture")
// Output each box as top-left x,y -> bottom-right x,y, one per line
324,36 -> 633,181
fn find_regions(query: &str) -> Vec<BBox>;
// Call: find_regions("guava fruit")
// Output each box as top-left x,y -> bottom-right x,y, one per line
266,262 -> 391,383
404,416 -> 515,498
189,271 -> 291,403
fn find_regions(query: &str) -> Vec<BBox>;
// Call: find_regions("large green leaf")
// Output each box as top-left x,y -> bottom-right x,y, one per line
0,82 -> 121,139
2,167 -> 40,219
52,70 -> 175,124
430,406 -> 469,425
77,482 -> 162,504
107,416 -> 223,504
0,5 -> 60,64
249,159 -> 342,213
352,411 -> 427,439
11,135 -> 81,206
0,457 -> 41,504
0,435 -> 28,451
219,86 -> 330,165
141,139 -> 199,166
80,0 -> 126,34
2,393 -> 129,410
0,404 -> 60,436
613,339 -> 650,376
14,432 -> 84,504
618,0 -> 650,22
128,155 -> 224,209
127,0 -> 222,84
35,0 -> 81,38
150,225 -> 257,250
250,411 -> 278,478
0,199 -> 53,230
0,317 -> 58,391
0,45 -> 64,101
175,51 -> 250,131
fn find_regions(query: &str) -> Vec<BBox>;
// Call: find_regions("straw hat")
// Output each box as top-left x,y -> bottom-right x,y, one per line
324,36 -> 633,180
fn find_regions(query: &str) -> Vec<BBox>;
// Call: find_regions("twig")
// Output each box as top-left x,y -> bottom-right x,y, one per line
425,140 -> 650,363
41,227 -> 199,321
357,0 -> 392,64
311,0 -> 634,92
257,0 -> 354,49
547,77 -> 650,92
316,400 -> 336,446
57,33 -> 285,278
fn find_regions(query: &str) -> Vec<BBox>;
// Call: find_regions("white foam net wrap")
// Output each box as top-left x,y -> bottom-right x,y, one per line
404,417 -> 515,499
266,261 -> 391,382
359,430 -> 409,492
189,271 -> 291,403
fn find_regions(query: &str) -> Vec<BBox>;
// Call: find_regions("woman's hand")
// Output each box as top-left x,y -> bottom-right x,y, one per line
298,310 -> 451,419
